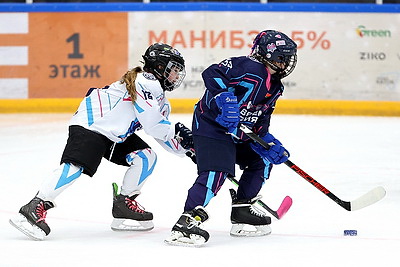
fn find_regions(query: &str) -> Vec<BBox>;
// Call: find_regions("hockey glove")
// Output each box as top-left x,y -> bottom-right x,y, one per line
215,92 -> 240,133
185,148 -> 197,164
250,132 -> 290,165
175,122 -> 194,150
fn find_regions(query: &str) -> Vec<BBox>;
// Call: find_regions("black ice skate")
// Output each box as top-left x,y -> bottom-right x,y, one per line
229,189 -> 272,237
111,183 -> 154,231
165,206 -> 210,247
9,196 -> 55,241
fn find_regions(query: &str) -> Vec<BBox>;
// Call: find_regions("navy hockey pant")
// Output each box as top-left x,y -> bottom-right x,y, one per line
183,158 -> 272,211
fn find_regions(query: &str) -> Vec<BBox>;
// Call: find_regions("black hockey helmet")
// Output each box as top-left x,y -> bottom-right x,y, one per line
250,30 -> 297,78
142,43 -> 186,91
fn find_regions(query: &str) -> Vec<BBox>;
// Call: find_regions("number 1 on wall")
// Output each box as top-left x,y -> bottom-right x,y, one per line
66,33 -> 84,59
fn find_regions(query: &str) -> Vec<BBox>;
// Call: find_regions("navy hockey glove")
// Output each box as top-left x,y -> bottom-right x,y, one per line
215,92 -> 240,133
175,122 -> 194,150
250,132 -> 290,165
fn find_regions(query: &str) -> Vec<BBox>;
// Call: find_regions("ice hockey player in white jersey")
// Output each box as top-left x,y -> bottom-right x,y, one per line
9,43 -> 194,241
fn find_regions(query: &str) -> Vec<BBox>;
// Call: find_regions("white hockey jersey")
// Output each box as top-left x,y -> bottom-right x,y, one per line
69,72 -> 187,156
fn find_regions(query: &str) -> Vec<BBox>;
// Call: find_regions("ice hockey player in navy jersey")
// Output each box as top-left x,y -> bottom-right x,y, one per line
165,30 -> 297,247
10,43 -> 194,240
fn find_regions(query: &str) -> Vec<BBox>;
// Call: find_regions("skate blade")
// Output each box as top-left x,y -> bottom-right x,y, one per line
9,214 -> 46,241
111,218 -> 154,231
164,231 -> 206,248
230,224 -> 272,237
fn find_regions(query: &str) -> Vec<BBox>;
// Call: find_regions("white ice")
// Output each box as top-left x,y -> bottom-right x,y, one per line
1,113 -> 399,267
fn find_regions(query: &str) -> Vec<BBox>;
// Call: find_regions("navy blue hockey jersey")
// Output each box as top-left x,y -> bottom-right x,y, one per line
192,55 -> 284,142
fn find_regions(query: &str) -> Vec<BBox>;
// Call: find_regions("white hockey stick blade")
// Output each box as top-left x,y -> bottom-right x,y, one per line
350,186 -> 386,211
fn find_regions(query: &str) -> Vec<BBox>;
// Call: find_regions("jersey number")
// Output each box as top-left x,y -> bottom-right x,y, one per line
142,90 -> 153,100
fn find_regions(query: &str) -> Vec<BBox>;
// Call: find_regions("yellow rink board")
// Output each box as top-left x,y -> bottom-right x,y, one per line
0,99 -> 399,116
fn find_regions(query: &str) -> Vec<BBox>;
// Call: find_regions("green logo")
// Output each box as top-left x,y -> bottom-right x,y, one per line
356,25 -> 391,38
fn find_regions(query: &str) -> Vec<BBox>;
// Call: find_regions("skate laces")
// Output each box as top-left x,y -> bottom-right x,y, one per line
248,195 -> 267,217
125,197 -> 146,214
35,202 -> 48,223
184,214 -> 202,229
249,204 -> 267,218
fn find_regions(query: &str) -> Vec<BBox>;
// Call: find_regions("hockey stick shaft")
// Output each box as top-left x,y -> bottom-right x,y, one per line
239,123 -> 385,211
227,175 -> 292,220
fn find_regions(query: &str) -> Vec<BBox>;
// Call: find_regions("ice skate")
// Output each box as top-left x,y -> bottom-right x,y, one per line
111,183 -> 154,231
165,206 -> 210,247
229,189 -> 271,237
9,196 -> 55,241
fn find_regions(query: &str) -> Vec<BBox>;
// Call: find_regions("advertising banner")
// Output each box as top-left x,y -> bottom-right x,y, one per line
0,4 -> 399,105
0,12 -> 128,98
129,11 -> 400,101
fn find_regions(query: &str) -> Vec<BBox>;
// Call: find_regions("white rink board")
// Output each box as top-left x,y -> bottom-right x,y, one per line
129,11 -> 400,101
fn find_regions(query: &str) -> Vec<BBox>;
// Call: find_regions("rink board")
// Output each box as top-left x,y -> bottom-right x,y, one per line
0,98 -> 399,116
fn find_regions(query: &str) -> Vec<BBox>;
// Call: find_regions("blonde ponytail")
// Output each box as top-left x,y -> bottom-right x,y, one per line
120,66 -> 143,103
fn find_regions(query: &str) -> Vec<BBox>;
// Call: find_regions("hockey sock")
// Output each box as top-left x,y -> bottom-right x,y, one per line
120,148 -> 157,196
184,171 -> 228,211
37,163 -> 83,202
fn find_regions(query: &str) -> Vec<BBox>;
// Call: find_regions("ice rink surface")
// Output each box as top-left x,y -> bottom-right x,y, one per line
0,113 -> 399,267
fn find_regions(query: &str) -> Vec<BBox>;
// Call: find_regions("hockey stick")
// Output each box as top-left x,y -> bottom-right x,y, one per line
239,123 -> 386,211
227,175 -> 293,220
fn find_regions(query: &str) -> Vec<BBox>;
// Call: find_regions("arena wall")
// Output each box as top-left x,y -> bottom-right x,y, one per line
0,3 -> 399,115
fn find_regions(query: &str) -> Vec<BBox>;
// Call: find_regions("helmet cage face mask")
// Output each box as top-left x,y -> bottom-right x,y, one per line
163,60 -> 186,91
264,52 -> 297,79
142,43 -> 186,91
251,31 -> 297,78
